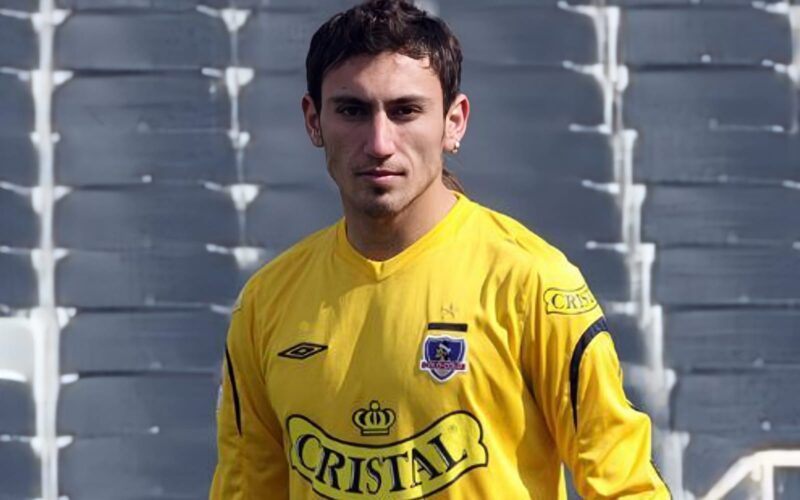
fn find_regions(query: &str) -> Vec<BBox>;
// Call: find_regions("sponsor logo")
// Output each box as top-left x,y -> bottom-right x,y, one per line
278,342 -> 328,360
543,284 -> 598,315
352,401 -> 396,436
419,336 -> 467,382
287,411 -> 487,499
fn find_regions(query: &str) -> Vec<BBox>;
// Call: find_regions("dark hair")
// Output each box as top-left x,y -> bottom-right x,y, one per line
306,0 -> 466,193
305,0 -> 462,114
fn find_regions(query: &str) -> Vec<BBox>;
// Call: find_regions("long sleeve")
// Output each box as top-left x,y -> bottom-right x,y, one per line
523,262 -> 671,499
209,284 -> 289,499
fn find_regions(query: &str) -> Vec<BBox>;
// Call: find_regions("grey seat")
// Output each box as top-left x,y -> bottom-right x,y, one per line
58,374 -> 217,435
441,5 -> 597,66
461,172 -> 621,245
0,14 -> 36,69
0,253 -> 37,309
665,309 -> 800,372
463,66 -> 604,130
621,8 -> 792,67
61,310 -> 228,374
458,129 -> 614,183
240,72 -> 325,185
239,10 -> 333,71
557,244 -> 629,303
606,313 -> 646,365
633,129 -> 800,184
624,69 -> 794,131
56,0 -> 228,9
53,74 -> 230,134
0,380 -> 35,435
0,442 -> 39,499
653,246 -> 800,306
682,432 -> 800,499
56,249 -> 240,307
439,0 -> 593,6
0,134 -> 37,187
0,0 -> 38,9
0,74 -> 33,135
0,188 -> 38,248
245,181 -> 342,253
56,131 -> 236,186
610,0 -> 782,5
643,186 -> 800,245
59,433 -> 215,499
56,12 -> 229,70
673,372 -> 800,438
55,186 -> 239,250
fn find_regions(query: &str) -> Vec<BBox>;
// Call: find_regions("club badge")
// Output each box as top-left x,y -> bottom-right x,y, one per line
419,335 -> 467,382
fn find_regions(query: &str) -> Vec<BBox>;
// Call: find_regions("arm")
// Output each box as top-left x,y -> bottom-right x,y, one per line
210,284 -> 289,499
524,263 -> 670,499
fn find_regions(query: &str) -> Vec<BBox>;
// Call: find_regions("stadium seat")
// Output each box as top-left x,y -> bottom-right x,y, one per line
60,310 -> 228,374
0,134 -> 37,187
0,380 -> 35,436
0,252 -> 37,309
240,72 -> 325,185
0,14 -> 36,69
56,249 -> 240,307
56,12 -> 229,71
441,5 -> 598,66
624,69 -> 794,131
621,8 -> 792,67
56,0 -> 228,9
232,0 -> 358,10
438,0 -> 593,7
458,129 -> 614,183
0,442 -> 39,499
0,187 -> 38,248
56,130 -> 236,186
633,129 -> 800,184
682,432 -> 800,498
53,74 -> 230,134
462,66 -> 605,130
245,181 -> 342,252
643,185 -> 800,245
664,309 -> 800,372
54,186 -> 239,250
673,371 -> 800,435
239,10 -> 332,71
558,245 -> 629,303
58,374 -> 217,435
59,433 -> 215,499
0,73 -> 33,135
606,313 -> 647,365
653,246 -> 800,306
459,172 -> 621,246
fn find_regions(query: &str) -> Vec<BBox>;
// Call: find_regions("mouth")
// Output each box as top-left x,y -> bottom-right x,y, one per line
356,169 -> 404,178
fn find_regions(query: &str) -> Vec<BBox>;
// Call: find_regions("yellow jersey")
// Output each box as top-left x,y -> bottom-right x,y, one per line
210,192 -> 670,499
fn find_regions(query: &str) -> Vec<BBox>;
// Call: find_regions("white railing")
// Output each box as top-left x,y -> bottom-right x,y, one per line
702,450 -> 800,500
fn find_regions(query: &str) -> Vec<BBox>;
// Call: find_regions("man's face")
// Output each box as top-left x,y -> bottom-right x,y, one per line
303,52 -> 460,218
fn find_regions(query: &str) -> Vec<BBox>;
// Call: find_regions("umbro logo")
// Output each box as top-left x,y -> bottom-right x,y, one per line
278,342 -> 328,360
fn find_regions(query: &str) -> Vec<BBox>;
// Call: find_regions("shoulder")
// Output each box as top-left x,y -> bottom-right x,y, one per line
241,221 -> 339,302
466,200 -> 584,284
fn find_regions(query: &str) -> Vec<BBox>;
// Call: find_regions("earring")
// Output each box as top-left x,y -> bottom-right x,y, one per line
451,139 -> 460,154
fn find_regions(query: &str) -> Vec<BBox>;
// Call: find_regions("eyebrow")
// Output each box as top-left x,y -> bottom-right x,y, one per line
327,94 -> 432,107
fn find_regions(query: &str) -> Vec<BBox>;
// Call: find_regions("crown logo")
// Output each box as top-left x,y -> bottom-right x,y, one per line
352,401 -> 396,436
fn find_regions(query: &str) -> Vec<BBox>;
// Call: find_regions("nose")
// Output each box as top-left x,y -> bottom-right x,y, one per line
364,112 -> 396,159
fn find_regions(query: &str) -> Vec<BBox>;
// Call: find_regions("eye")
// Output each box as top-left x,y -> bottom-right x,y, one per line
336,105 -> 366,118
391,105 -> 421,120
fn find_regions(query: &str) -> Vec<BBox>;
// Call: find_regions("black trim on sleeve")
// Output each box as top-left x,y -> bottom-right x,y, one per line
225,345 -> 243,436
427,322 -> 468,332
569,316 -> 609,428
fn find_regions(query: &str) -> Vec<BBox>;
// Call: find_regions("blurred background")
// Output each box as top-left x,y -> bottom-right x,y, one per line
1,0 -> 799,498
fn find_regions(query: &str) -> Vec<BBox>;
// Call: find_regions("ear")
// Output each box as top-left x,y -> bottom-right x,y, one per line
443,93 -> 470,153
302,94 -> 324,147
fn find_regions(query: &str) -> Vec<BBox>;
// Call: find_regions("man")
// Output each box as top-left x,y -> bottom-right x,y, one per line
211,1 -> 670,498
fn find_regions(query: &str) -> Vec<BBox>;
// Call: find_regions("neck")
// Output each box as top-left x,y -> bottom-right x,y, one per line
344,181 -> 457,261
